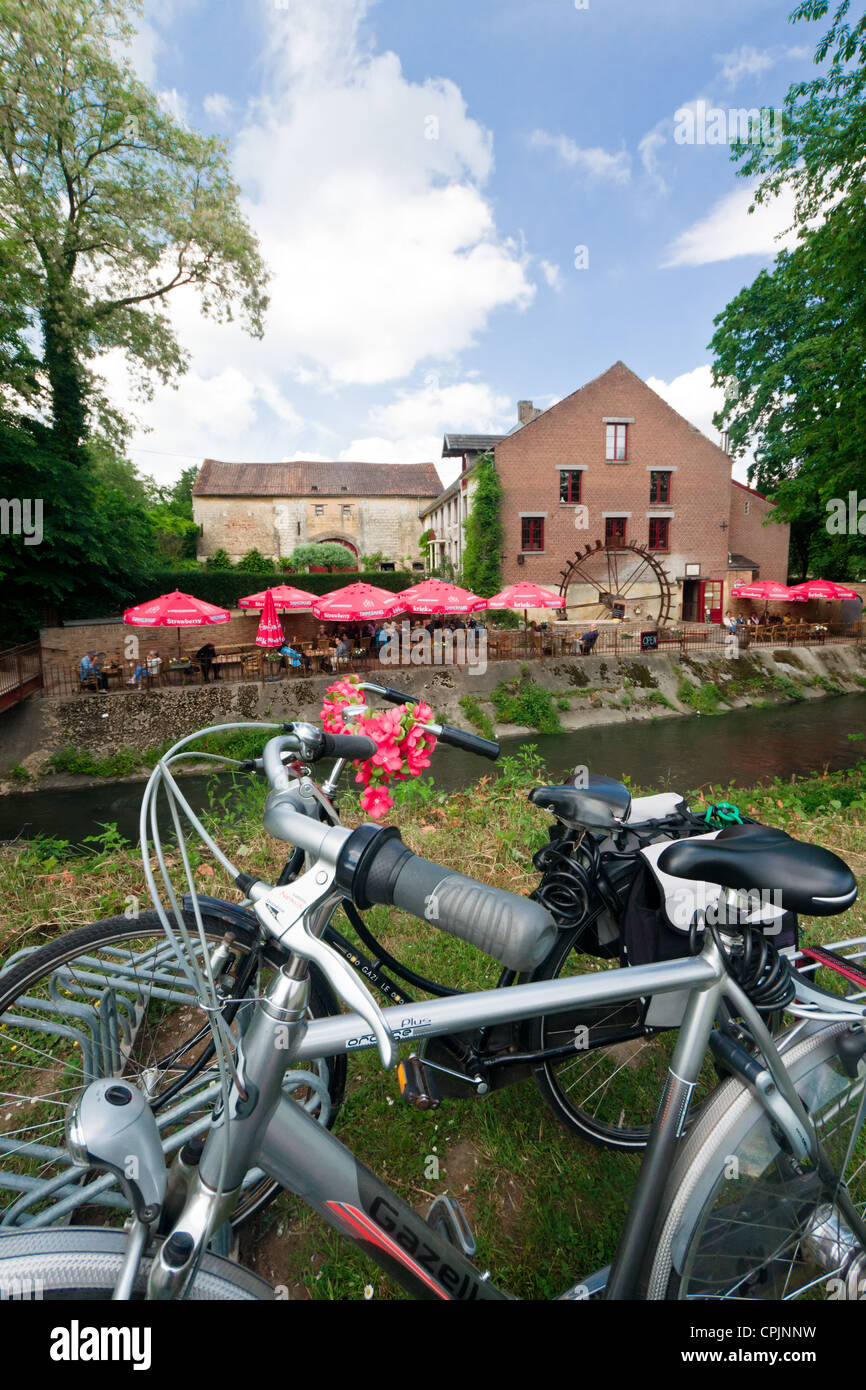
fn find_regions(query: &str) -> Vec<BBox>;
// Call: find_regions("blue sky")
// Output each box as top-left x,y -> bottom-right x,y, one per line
113,0 -> 827,488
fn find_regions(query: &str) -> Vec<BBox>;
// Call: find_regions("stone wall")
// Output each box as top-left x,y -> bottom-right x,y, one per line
193,494 -> 427,566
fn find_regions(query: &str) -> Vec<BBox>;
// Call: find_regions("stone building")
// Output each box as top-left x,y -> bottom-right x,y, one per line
428,363 -> 789,623
192,460 -> 442,567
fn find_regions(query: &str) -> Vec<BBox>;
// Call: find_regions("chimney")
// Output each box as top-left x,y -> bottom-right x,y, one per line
720,429 -> 730,455
518,400 -> 541,425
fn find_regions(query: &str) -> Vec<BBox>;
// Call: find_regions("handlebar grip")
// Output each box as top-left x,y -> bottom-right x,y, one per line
435,724 -> 499,761
354,837 -> 555,972
320,731 -> 378,761
376,685 -> 417,705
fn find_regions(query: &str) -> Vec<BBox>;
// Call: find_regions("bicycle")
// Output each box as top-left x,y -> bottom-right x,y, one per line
1,719 -> 863,1300
0,690 -> 802,1237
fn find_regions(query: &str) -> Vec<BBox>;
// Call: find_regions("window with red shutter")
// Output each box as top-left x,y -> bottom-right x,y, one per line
521,516 -> 544,551
648,518 -> 670,551
604,517 -> 627,548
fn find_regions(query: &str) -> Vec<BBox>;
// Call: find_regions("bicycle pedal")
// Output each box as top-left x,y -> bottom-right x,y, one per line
425,1195 -> 476,1259
396,1054 -> 440,1111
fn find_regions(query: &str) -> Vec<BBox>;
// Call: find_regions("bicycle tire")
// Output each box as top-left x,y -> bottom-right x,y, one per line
640,1022 -> 866,1300
526,926 -> 717,1151
0,911 -> 346,1231
0,1226 -> 274,1299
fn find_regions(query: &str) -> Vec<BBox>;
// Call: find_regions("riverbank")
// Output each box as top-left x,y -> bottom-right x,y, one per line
0,757 -> 864,1297
2,642 -> 865,791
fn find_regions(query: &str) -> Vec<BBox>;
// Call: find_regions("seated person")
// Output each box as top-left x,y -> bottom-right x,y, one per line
146,650 -> 162,682
335,636 -> 353,659
79,649 -> 107,691
277,641 -> 304,670
578,627 -> 600,654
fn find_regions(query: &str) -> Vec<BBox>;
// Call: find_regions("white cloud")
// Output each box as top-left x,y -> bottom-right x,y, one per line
646,364 -> 752,479
157,87 -> 190,124
220,0 -> 532,386
340,378 -> 512,482
99,0 -> 536,477
717,45 -> 776,88
203,92 -> 235,124
637,125 -> 670,196
660,181 -> 799,267
717,42 -> 813,88
539,259 -> 563,290
528,129 -> 631,184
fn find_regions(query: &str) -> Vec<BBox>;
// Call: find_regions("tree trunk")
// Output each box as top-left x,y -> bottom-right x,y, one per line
40,295 -> 87,457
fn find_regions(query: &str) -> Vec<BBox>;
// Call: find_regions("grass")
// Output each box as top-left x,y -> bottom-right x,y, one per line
458,695 -> 496,741
1,752 -> 865,1298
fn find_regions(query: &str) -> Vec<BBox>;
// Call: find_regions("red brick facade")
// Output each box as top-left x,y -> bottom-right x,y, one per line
492,361 -> 789,621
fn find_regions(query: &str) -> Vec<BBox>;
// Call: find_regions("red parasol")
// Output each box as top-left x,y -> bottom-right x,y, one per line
787,578 -> 859,601
238,583 -> 317,610
255,587 -> 285,648
483,581 -> 565,627
123,589 -> 231,656
395,578 -> 486,614
730,581 -> 806,602
312,582 -> 405,621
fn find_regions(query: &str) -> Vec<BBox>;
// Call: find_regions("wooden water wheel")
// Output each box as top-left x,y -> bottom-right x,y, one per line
558,539 -> 674,625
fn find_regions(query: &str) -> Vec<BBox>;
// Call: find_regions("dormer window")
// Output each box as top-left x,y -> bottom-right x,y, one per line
311,485 -> 318,492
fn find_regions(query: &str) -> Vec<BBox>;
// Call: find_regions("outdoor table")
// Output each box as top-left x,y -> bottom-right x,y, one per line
213,654 -> 243,679
167,660 -> 200,686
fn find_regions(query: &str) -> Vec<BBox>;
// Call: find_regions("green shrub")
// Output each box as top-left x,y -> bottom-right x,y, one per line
236,548 -> 272,572
9,763 -> 32,782
490,677 -> 561,733
676,679 -> 725,716
205,548 -> 233,571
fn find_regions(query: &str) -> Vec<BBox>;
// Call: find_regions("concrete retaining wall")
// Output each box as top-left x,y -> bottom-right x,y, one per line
2,641 -> 865,786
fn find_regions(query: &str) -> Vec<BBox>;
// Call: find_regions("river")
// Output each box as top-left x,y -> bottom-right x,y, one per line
2,694 -> 864,847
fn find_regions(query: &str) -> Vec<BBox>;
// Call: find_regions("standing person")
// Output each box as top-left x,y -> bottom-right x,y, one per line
79,649 -> 107,692
196,641 -> 217,682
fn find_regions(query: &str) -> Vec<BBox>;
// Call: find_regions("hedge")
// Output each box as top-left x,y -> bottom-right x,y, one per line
123,570 -> 418,610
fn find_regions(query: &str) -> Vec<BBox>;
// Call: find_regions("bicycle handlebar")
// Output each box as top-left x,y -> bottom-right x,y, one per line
361,682 -> 499,760
339,826 -> 556,972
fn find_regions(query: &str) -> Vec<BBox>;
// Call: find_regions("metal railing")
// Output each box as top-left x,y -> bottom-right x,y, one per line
0,642 -> 43,712
38,621 -> 862,697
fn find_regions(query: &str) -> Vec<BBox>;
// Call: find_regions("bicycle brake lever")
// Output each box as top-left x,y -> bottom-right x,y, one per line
253,879 -> 396,1070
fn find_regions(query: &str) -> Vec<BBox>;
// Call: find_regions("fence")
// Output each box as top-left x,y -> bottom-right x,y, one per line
38,619 -> 862,698
0,642 -> 43,712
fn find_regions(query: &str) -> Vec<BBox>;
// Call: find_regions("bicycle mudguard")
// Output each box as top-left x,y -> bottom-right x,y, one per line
180,894 -> 258,932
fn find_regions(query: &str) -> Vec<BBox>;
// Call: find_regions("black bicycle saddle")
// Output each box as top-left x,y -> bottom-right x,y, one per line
529,775 -> 632,830
658,823 -> 857,917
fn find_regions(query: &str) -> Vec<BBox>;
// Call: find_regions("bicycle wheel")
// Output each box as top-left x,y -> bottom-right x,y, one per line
527,926 -> 718,1151
0,1227 -> 273,1299
641,1022 -> 866,1299
0,911 -> 346,1231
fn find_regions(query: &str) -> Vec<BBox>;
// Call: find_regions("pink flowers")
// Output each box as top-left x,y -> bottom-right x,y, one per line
320,680 -> 437,818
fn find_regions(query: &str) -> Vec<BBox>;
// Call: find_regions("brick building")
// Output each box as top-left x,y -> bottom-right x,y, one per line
433,362 -> 788,623
192,460 -> 441,567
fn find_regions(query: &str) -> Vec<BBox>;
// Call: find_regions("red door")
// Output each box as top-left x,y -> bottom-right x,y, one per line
699,580 -> 722,623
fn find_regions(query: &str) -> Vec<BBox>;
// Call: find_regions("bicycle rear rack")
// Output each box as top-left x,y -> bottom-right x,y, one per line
0,941 -> 264,1242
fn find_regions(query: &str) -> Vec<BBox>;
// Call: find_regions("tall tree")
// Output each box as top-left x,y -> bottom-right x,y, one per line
0,0 -> 268,454
711,0 -> 866,579
462,453 -> 503,597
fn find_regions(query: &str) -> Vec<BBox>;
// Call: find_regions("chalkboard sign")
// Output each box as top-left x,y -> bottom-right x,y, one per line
611,602 -> 626,620
640,630 -> 659,652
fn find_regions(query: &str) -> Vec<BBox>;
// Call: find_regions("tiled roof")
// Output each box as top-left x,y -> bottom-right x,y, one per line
728,553 -> 760,570
193,459 -> 442,498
